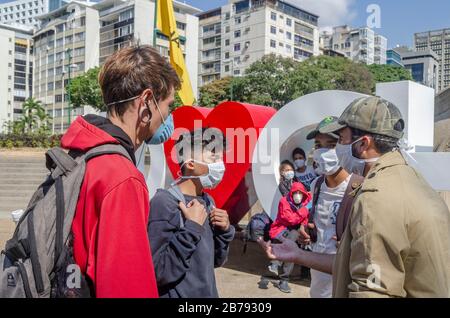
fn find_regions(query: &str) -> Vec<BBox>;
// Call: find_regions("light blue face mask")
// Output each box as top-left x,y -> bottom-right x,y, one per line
146,96 -> 174,145
146,112 -> 174,145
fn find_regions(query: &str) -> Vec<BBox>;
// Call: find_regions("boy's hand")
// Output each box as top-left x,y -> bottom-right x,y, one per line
210,208 -> 230,231
179,200 -> 207,226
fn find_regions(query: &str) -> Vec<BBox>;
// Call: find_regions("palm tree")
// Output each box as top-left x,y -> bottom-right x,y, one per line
21,98 -> 50,133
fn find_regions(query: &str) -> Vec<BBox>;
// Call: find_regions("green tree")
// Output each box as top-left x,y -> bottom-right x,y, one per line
233,54 -> 299,109
198,77 -> 233,107
290,55 -> 373,98
367,64 -> 413,91
66,67 -> 105,112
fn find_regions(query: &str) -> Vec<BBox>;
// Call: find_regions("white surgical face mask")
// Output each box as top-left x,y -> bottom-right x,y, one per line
313,148 -> 341,176
294,159 -> 305,169
335,137 -> 379,176
293,193 -> 303,205
283,171 -> 295,181
178,160 -> 225,189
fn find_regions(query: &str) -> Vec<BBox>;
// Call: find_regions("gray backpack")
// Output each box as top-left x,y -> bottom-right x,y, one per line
0,144 -> 131,298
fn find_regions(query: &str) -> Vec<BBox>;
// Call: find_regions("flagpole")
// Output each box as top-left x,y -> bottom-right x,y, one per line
153,0 -> 158,47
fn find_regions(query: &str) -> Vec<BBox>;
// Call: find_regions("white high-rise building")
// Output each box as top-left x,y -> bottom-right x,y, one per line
94,0 -> 201,98
0,0 -> 48,28
0,23 -> 33,131
33,0 -> 100,133
321,25 -> 387,65
198,0 -> 320,87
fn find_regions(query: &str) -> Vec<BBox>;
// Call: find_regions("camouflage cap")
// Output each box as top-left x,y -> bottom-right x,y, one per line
306,116 -> 340,140
320,96 -> 405,139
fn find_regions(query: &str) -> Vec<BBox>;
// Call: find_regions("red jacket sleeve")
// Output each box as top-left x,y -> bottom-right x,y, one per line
94,177 -> 158,298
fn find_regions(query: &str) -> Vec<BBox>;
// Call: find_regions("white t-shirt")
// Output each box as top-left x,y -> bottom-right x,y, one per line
295,166 -> 317,190
308,174 -> 351,298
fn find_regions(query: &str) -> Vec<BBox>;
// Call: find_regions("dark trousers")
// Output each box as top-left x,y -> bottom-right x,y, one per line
269,229 -> 299,281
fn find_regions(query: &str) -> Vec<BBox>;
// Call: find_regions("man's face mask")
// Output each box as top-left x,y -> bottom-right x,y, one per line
335,137 -> 379,175
176,159 -> 226,189
313,148 -> 340,176
145,95 -> 174,145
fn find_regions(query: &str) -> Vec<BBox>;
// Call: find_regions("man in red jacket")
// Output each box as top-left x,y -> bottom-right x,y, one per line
60,45 -> 181,298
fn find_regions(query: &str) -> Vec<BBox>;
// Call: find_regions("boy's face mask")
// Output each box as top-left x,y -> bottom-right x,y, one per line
177,159 -> 226,189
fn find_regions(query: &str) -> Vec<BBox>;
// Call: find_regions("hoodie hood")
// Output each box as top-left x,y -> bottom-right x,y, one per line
288,182 -> 312,206
61,115 -> 136,164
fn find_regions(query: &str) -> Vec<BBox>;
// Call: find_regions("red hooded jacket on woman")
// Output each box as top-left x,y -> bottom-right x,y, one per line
269,182 -> 312,240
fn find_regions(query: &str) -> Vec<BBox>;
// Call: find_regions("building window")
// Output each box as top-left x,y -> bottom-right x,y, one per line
225,26 -> 230,33
225,39 -> 230,46
270,40 -> 276,48
271,26 -> 276,34
235,16 -> 241,24
286,31 -> 292,40
234,30 -> 241,38
225,65 -> 230,72
225,52 -> 230,59
286,18 -> 292,26
234,43 -> 241,51
271,12 -> 276,21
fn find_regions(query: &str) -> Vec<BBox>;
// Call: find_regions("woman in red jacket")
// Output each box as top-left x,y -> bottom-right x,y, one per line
268,182 -> 311,293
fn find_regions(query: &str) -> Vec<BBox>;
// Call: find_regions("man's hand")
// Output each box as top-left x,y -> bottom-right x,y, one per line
210,208 -> 230,231
299,224 -> 311,245
179,199 -> 207,226
257,236 -> 303,263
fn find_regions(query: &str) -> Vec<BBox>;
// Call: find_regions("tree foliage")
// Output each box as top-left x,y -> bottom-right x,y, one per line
66,67 -> 105,112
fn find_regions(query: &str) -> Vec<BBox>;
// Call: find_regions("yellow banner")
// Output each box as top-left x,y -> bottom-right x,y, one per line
156,0 -> 195,106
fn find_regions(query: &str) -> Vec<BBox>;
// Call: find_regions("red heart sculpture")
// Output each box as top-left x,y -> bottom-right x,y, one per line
164,102 -> 276,224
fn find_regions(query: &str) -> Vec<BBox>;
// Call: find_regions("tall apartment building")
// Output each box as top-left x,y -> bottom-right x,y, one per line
0,23 -> 33,130
198,0 -> 320,87
0,0 -> 48,28
415,28 -> 450,93
321,25 -> 387,65
392,46 -> 439,91
94,0 -> 201,99
33,1 -> 99,133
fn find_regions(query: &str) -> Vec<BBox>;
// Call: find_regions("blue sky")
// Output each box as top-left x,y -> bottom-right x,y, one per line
1,0 -> 448,48
184,0 -> 450,48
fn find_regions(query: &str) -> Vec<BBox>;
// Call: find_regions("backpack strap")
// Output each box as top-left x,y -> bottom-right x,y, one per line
84,144 -> 132,162
335,174 -> 365,241
167,186 -> 187,228
202,193 -> 216,213
308,176 -> 325,224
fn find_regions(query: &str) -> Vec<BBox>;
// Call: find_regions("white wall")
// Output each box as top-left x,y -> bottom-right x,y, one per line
135,0 -> 153,45
0,28 -> 14,131
376,81 -> 435,152
185,13 -> 199,100
84,7 -> 100,70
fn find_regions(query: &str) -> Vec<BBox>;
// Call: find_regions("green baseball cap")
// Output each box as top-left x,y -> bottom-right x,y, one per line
320,96 -> 405,139
306,116 -> 340,140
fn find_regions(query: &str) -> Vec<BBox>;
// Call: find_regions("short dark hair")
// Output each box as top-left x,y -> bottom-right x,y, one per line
175,128 -> 226,174
99,45 -> 181,117
292,148 -> 306,159
279,160 -> 295,172
350,127 -> 399,154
